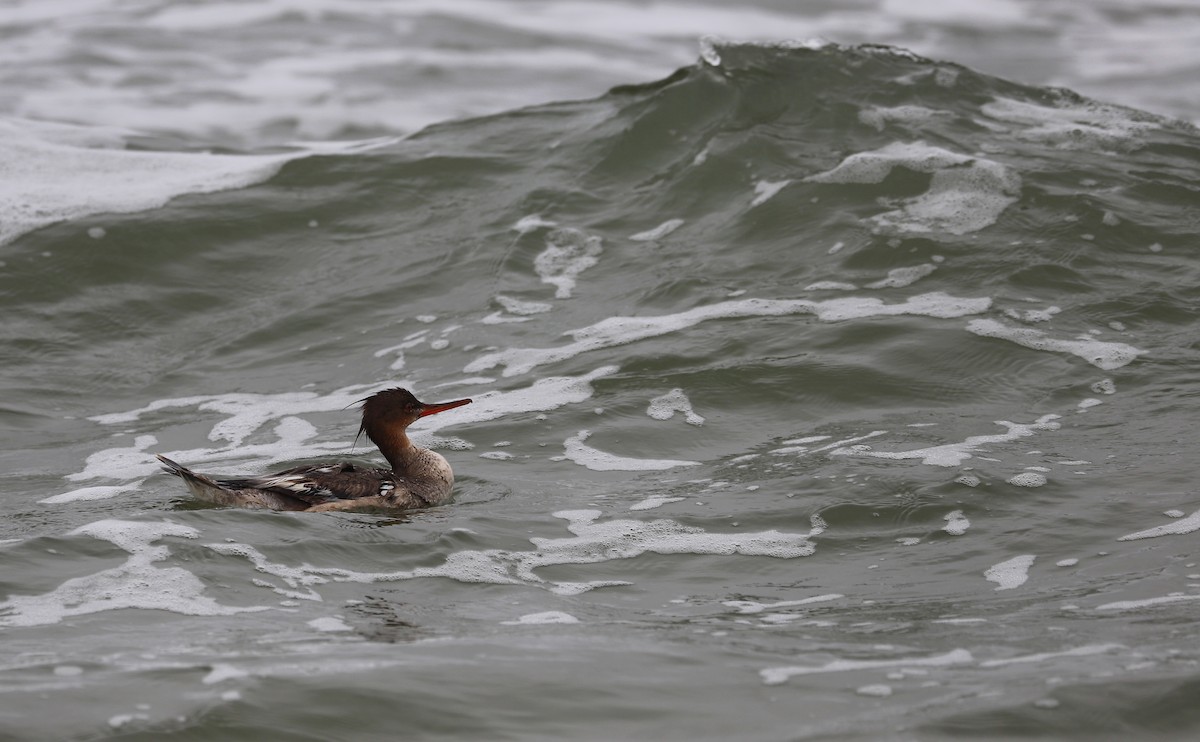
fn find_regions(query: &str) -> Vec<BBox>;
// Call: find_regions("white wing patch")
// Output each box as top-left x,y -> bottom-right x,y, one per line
251,474 -> 331,497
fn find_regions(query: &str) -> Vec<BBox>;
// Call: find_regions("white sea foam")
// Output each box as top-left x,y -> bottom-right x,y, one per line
307,616 -> 353,632
804,281 -> 857,291
466,292 -> 991,377
0,117 -> 393,246
1007,472 -> 1047,487
830,414 -> 1061,467
628,496 -> 686,511
981,97 -> 1159,151
534,227 -> 602,298
858,104 -> 951,131
479,451 -> 515,461
630,218 -> 684,241
1004,305 -> 1061,323
108,714 -> 149,729
978,643 -> 1122,667
943,510 -> 970,535
501,611 -> 580,625
440,366 -> 617,429
560,430 -> 700,471
805,141 -> 1021,235
723,594 -> 843,614
1117,509 -> 1200,541
39,481 -> 144,504
761,648 -> 974,686
1097,594 -> 1200,611
495,294 -> 553,316
750,179 -> 790,206
646,388 -> 705,426
967,319 -> 1144,370
0,520 -> 267,627
865,263 -> 937,288
203,664 -> 249,685
210,543 -> 327,601
213,509 -> 820,597
373,336 -> 426,370
513,214 -> 557,233
984,554 -> 1036,591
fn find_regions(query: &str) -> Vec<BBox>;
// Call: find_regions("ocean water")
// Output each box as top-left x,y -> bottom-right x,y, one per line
3,2 -> 1200,740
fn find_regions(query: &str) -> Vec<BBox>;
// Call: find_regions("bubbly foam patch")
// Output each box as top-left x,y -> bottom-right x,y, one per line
760,648 -> 974,686
513,214 -> 557,234
805,141 -> 1021,235
1117,509 -> 1200,541
750,179 -> 790,206
628,496 -> 686,511
1004,305 -> 1060,323
465,292 -> 991,377
203,664 -> 249,685
212,509 -> 821,598
534,227 -> 602,298
495,294 -> 552,316
865,263 -> 937,288
943,510 -> 970,535
307,616 -> 353,632
981,97 -> 1159,151
560,430 -> 700,471
967,319 -> 1144,370
984,554 -> 1035,591
723,594 -> 843,614
646,388 -> 705,426
39,481 -> 144,504
1097,594 -> 1200,612
829,414 -> 1061,467
630,218 -> 684,241
805,280 -> 857,291
977,644 -> 1122,668
501,611 -> 580,625
858,104 -> 951,131
1007,472 -> 1047,487
0,520 -> 267,627
0,117 -> 393,246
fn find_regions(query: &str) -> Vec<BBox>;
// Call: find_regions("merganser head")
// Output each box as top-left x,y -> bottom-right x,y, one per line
358,388 -> 472,444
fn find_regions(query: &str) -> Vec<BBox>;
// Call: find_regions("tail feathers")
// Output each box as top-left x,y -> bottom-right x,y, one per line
156,454 -> 196,478
154,453 -> 309,511
156,454 -> 223,488
156,454 -> 238,504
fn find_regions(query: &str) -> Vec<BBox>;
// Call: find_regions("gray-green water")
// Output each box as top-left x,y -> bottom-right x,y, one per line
3,5 -> 1200,741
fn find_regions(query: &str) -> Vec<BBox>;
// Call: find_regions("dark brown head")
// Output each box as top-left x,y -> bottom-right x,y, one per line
357,388 -> 472,451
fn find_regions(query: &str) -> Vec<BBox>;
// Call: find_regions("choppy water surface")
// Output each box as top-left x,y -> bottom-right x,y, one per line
3,3 -> 1200,740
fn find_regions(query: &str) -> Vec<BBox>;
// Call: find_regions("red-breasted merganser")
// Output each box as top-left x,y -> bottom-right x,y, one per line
156,388 -> 472,513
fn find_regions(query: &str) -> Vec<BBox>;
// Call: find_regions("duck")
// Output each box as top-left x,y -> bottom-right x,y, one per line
156,388 -> 472,513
